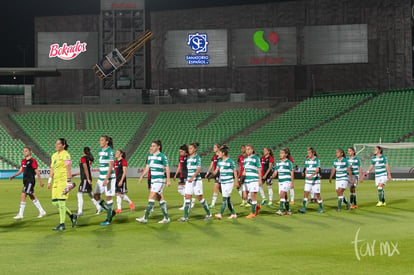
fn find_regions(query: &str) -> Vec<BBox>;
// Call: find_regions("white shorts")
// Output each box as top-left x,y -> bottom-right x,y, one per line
150,181 -> 165,194
375,176 -> 387,186
278,181 -> 291,193
336,180 -> 349,190
185,179 -> 203,196
245,180 -> 259,193
304,183 -> 320,194
221,183 -> 233,197
95,178 -> 116,197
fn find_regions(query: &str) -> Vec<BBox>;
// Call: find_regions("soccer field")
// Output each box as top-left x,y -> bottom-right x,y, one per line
0,179 -> 413,274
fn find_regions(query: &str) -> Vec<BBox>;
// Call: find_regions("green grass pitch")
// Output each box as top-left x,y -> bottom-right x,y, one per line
0,178 -> 413,274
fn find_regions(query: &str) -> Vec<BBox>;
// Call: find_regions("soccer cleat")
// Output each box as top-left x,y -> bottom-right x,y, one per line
267,202 -> 273,206
204,214 -> 212,221
177,217 -> 188,222
382,202 -> 386,207
71,214 -> 78,227
246,213 -> 256,219
37,211 -> 46,218
208,205 -> 215,209
13,214 -> 23,220
240,201 -> 246,207
346,204 -> 351,210
158,218 -> 171,224
255,205 -> 262,216
115,209 -> 122,214
276,210 -> 283,216
100,220 -> 111,226
136,216 -> 148,224
260,199 -> 267,206
290,201 -> 295,205
376,201 -> 383,207
228,214 -> 237,219
215,213 -> 222,220
335,208 -> 341,212
298,207 -> 306,214
245,202 -> 251,207
53,223 -> 66,231
317,208 -> 324,214
351,205 -> 358,209
276,200 -> 281,205
129,202 -> 135,211
285,211 -> 291,216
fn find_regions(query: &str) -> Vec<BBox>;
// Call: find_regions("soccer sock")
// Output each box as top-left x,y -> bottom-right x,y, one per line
200,199 -> 210,215
89,193 -> 101,210
378,188 -> 384,202
337,196 -> 343,209
211,193 -> 218,206
159,200 -> 169,219
279,199 -> 285,210
259,186 -> 266,200
302,198 -> 308,208
268,186 -> 273,202
182,196 -> 186,207
343,195 -> 349,205
354,193 -> 357,205
227,197 -> 235,215
99,199 -> 109,210
117,196 -> 122,210
57,200 -> 67,224
122,194 -> 132,204
285,199 -> 290,212
318,200 -> 323,210
251,201 -> 257,214
290,189 -> 295,202
32,199 -> 45,213
220,197 -> 228,215
106,200 -> 113,222
144,200 -> 155,219
382,189 -> 385,203
77,192 -> 84,213
18,202 -> 26,216
184,199 -> 191,218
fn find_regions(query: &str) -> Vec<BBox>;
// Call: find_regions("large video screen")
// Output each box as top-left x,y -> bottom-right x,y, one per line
37,32 -> 99,69
232,27 -> 297,67
165,30 -> 228,68
303,24 -> 368,64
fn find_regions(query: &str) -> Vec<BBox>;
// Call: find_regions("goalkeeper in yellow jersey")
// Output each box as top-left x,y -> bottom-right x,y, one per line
47,138 -> 77,231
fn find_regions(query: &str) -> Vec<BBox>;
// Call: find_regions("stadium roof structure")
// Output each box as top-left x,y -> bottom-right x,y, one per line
0,67 -> 60,77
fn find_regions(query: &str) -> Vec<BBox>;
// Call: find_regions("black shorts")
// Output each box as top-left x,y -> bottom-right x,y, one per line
179,177 -> 186,185
78,179 -> 92,193
238,176 -> 245,185
22,181 -> 35,195
214,175 -> 221,184
116,181 -> 128,194
147,178 -> 151,189
262,175 -> 273,185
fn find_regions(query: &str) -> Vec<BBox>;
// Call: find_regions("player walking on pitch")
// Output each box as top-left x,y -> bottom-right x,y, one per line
347,147 -> 363,209
366,146 -> 391,207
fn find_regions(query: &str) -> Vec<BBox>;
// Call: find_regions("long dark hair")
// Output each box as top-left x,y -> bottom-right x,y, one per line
179,144 -> 189,154
376,146 -> 383,154
102,135 -> 113,149
83,146 -> 94,162
58,138 -> 69,150
264,147 -> 274,158
219,144 -> 229,156
117,149 -> 126,159
307,146 -> 318,158
348,147 -> 356,157
337,148 -> 345,158
153,140 -> 162,152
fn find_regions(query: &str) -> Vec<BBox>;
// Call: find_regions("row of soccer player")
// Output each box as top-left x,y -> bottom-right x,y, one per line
9,137 -> 391,229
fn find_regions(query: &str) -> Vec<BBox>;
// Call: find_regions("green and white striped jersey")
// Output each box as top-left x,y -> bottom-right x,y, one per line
98,146 -> 115,181
274,159 -> 293,183
371,155 -> 388,177
244,154 -> 261,183
348,156 -> 361,176
304,157 -> 320,185
217,158 -> 235,184
333,157 -> 349,180
147,152 -> 169,184
187,154 -> 202,181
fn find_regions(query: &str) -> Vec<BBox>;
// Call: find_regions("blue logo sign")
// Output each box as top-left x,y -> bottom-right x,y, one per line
186,32 -> 210,65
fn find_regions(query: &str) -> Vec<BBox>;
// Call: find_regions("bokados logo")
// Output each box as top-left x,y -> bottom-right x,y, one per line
253,30 -> 278,52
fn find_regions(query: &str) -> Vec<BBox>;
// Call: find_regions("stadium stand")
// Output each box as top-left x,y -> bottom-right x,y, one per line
283,90 -> 414,167
0,124 -> 48,168
127,109 -> 269,167
228,92 -> 375,158
12,112 -> 147,168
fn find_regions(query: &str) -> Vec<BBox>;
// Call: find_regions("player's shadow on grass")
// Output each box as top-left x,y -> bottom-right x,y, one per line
186,214 -> 220,237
